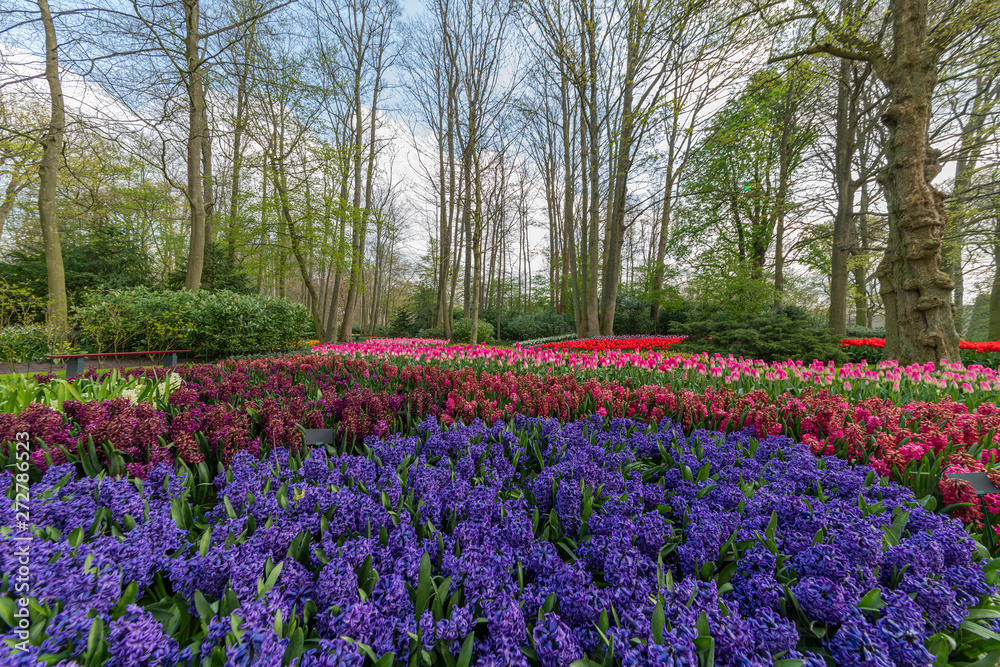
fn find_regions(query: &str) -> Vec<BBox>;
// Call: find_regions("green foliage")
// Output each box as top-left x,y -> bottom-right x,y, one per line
0,325 -> 56,368
389,306 -> 416,337
675,305 -> 847,363
612,294 -> 657,336
0,224 -> 152,308
72,288 -> 310,359
416,325 -> 446,340
967,295 -> 991,342
451,318 -> 495,344
0,279 -> 46,326
166,242 -> 255,294
480,308 -> 575,342
657,301 -> 698,334
846,324 -> 886,338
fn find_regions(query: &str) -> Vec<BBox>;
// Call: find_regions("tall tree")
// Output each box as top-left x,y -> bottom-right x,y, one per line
37,0 -> 69,339
776,0 -> 999,364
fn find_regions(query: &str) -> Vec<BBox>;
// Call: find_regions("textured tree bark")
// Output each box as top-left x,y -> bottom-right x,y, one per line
852,184 -> 871,327
0,178 -> 26,245
324,171 -> 349,343
227,71 -> 247,262
990,210 -> 1000,340
771,74 -> 796,309
941,79 -> 991,335
271,156 -> 325,339
37,0 -> 69,339
470,152 -> 484,345
561,80 -> 582,336
875,0 -> 960,364
202,99 -> 215,245
183,0 -> 207,292
461,147 -> 473,319
584,2 -> 600,338
650,164 -> 673,329
598,8 -> 639,336
829,58 -> 856,336
339,65 -> 366,342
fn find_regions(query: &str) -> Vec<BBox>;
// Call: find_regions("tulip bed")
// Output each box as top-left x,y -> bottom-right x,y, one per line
840,339 -> 1000,370
537,337 -> 686,352
5,339 -> 1000,665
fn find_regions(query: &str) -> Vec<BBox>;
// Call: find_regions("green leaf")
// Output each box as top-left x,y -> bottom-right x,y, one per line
194,590 -> 215,622
0,597 -> 16,627
199,527 -> 212,557
456,633 -> 475,667
258,561 -> 283,597
961,620 -> 1000,641
86,616 -> 105,661
415,552 -> 432,617
857,588 -> 884,611
651,599 -> 665,644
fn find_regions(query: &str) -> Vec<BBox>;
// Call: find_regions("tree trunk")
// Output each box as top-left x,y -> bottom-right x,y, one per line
271,156 -> 325,339
339,69 -> 366,342
202,96 -> 216,245
875,0 -> 960,364
324,175 -> 349,343
829,61 -> 856,335
772,73 -> 796,309
183,0 -> 207,292
434,101 -> 451,331
941,80 -> 990,335
37,0 -> 69,340
584,2 -> 600,337
651,164 -> 673,328
227,70 -> 247,262
990,209 -> 1000,340
561,75 -> 583,337
0,179 -> 26,244
461,145 -> 473,319
598,12 -> 639,336
470,151 -> 484,345
853,183 -> 871,327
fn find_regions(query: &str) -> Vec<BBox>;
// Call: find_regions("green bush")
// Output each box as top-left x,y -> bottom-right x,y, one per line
417,325 -> 446,340
0,224 -> 152,309
451,318 -> 495,344
389,307 -> 416,337
845,324 -> 886,338
675,305 -> 847,363
72,288 -> 311,359
612,295 -> 657,336
165,242 -> 255,294
0,325 -> 56,368
493,310 -> 575,342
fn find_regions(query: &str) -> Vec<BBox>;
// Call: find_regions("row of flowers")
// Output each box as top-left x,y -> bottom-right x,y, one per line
312,338 -> 1000,409
841,339 -> 1000,354
536,336 -> 686,352
5,353 -> 1000,528
4,416 -> 1000,666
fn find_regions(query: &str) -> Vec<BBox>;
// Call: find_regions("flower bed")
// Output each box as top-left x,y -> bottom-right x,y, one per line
840,338 -> 1000,369
312,339 -> 1000,408
5,353 -> 1000,528
4,416 -> 999,666
536,336 -> 686,352
841,339 -> 1000,354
